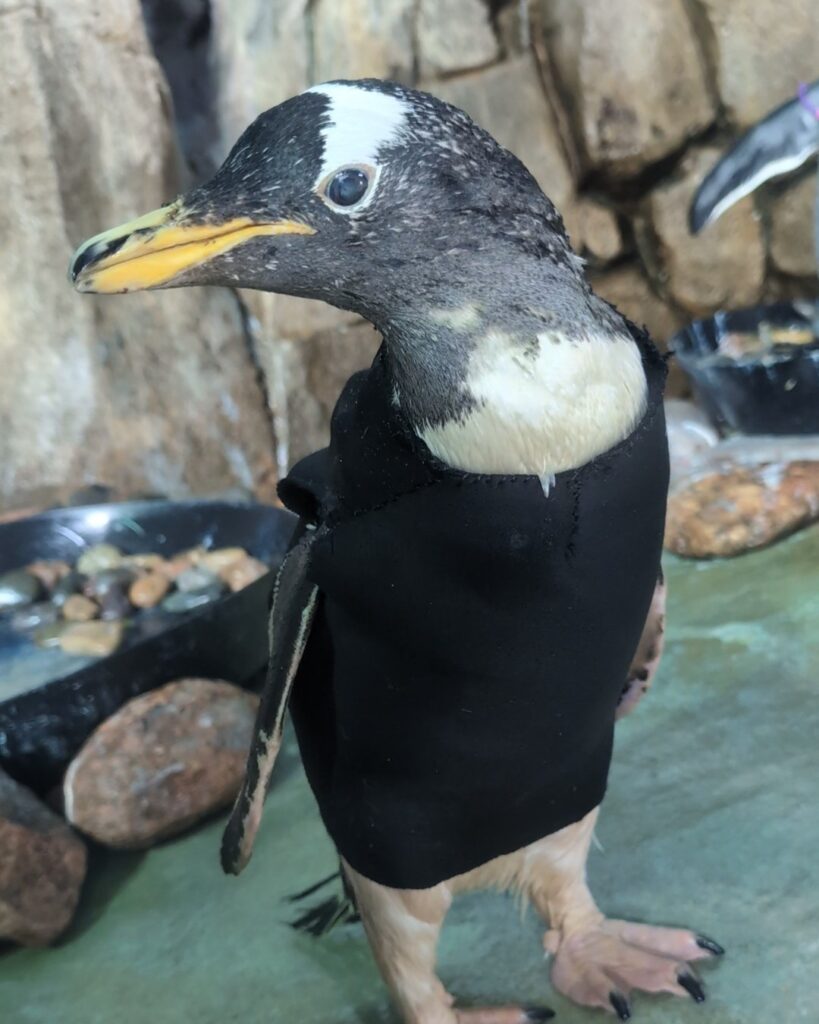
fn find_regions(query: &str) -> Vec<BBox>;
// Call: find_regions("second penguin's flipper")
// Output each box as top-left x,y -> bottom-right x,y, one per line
616,572 -> 667,720
221,525 -> 320,875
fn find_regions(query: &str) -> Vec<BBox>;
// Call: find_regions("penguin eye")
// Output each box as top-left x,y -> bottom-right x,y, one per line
325,168 -> 370,208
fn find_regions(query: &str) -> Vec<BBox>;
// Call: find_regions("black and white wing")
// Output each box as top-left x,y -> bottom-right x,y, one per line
221,524 -> 320,875
690,79 -> 819,233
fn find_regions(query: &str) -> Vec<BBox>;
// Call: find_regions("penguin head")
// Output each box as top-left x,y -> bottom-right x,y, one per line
70,79 -> 581,324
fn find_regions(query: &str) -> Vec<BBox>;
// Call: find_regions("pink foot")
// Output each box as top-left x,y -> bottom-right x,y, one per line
544,919 -> 724,1018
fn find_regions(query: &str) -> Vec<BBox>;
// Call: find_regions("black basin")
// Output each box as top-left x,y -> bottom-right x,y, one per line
672,302 -> 819,435
0,500 -> 295,794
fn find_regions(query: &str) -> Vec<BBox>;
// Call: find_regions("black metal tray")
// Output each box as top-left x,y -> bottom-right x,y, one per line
672,302 -> 819,435
0,500 -> 295,794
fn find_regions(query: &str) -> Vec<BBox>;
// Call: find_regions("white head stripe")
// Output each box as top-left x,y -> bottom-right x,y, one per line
307,83 -> 409,179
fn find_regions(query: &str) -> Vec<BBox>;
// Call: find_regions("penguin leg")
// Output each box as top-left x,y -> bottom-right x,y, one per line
343,861 -> 553,1024
616,572 -> 666,720
527,809 -> 723,1018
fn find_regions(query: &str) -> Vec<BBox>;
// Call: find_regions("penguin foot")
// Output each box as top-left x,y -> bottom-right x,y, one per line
543,919 -> 722,1016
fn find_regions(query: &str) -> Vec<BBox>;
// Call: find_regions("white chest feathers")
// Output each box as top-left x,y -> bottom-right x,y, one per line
418,329 -> 648,476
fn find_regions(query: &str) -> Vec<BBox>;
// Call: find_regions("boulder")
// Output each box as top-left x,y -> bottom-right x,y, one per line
539,0 -> 715,175
0,768 -> 87,946
0,0 -> 279,510
697,0 -> 819,128
417,0 -> 499,78
646,146 -> 766,316
572,198 -> 623,264
285,321 -> 383,465
63,678 -> 259,848
665,462 -> 819,558
768,173 -> 817,280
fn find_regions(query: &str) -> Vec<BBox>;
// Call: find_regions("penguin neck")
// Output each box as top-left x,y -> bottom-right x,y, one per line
378,272 -> 649,478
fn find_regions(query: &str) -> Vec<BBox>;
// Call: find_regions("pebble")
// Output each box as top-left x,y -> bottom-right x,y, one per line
83,567 -> 134,599
0,570 -> 42,610
62,594 -> 99,622
161,584 -> 223,614
50,571 -> 84,608
129,572 -> 170,609
58,620 -> 123,658
195,547 -> 247,573
121,553 -> 167,572
76,544 -> 122,575
26,560 -> 71,591
220,555 -> 269,592
157,551 -> 198,582
175,566 -> 222,594
99,588 -> 132,622
34,623 -> 69,649
11,602 -> 60,632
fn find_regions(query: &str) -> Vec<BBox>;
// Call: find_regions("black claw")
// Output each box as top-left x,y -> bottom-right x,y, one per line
524,1007 -> 555,1022
609,992 -> 631,1021
678,971 -> 706,1004
696,934 -> 725,957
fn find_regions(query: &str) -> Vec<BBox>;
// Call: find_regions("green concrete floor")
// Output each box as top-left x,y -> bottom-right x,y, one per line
2,526 -> 819,1024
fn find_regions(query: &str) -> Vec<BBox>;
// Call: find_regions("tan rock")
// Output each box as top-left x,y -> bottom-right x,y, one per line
287,321 -> 383,465
312,0 -> 415,83
698,0 -> 819,128
64,679 -> 260,848
0,767 -> 87,947
647,146 -> 765,316
59,620 -> 124,658
62,594 -> 99,623
0,0 -> 278,509
590,264 -> 688,397
220,555 -> 270,592
26,560 -> 71,591
417,0 -> 499,77
128,572 -> 170,609
573,199 -> 622,264
427,56 -> 576,218
540,0 -> 714,174
768,174 -> 817,279
665,462 -> 819,558
211,0 -> 310,145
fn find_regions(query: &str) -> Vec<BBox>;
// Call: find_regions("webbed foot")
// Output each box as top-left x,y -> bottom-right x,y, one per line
544,919 -> 723,1017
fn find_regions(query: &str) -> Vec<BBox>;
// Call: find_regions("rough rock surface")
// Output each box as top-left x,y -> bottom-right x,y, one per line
0,0 -> 279,509
285,321 -> 383,465
0,768 -> 87,947
768,174 -> 817,280
64,678 -> 259,848
417,0 -> 499,77
647,147 -> 766,316
666,462 -> 819,558
572,198 -> 622,264
312,0 -> 415,83
698,0 -> 819,128
540,0 -> 715,175
428,56 -> 576,225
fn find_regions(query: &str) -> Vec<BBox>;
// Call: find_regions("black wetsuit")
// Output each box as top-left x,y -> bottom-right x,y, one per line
279,324 -> 669,889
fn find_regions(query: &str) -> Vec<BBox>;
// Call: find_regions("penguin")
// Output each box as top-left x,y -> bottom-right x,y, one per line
70,80 -> 724,1022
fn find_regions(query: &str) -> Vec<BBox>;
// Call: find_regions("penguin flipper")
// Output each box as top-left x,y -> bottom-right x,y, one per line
221,525 -> 320,874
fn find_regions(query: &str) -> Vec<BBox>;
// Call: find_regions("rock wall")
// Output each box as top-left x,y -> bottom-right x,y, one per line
1,0 -> 816,508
